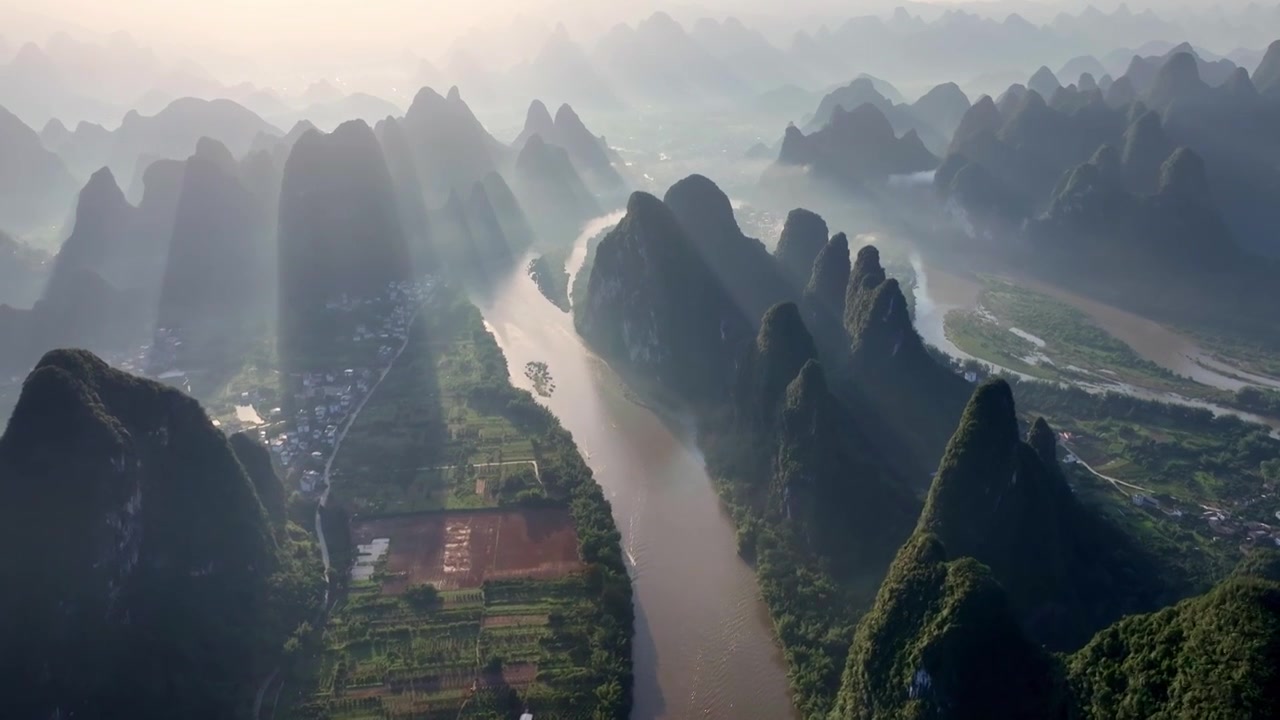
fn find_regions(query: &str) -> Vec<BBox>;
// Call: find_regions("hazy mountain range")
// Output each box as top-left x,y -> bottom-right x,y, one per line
5,4 -> 1280,131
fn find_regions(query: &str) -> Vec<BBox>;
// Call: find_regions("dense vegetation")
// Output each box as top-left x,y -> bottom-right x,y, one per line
0,349 -> 323,720
299,287 -> 631,718
832,378 -> 1280,720
577,186 -> 959,716
1007,377 -> 1280,527
527,251 -> 571,312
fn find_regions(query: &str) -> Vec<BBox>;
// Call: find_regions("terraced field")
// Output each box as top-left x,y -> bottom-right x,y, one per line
289,287 -> 630,719
300,576 -> 603,719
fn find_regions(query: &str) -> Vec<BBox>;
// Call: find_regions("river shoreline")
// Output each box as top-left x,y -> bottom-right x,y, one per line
899,244 -> 1280,431
475,251 -> 797,720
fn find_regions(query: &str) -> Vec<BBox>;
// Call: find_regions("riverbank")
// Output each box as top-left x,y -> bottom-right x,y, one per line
282,284 -> 632,719
477,254 -> 798,720
901,248 -> 1280,430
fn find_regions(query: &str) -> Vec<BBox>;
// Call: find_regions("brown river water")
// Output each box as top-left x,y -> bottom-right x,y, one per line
468,219 -> 1278,719
473,224 -> 796,719
899,241 -> 1280,430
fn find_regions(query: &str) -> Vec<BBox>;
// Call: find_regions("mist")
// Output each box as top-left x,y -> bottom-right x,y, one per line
5,2 -> 1280,719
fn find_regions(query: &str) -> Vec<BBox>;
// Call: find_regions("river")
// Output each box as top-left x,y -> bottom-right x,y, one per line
473,228 -> 796,719
904,247 -> 1280,431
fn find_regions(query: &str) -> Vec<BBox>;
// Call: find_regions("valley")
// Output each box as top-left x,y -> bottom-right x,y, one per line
275,283 -> 631,719
6,4 -> 1280,718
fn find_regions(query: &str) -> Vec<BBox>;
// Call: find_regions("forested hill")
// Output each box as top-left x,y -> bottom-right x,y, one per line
831,379 -> 1280,720
0,349 -> 322,720
277,120 -> 411,360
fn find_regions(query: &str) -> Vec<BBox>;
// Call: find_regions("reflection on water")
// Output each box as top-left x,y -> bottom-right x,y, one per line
473,223 -> 796,720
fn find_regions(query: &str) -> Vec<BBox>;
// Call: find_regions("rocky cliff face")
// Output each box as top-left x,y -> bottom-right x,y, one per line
774,207 -> 829,288
801,232 -> 851,358
831,533 -> 1064,720
575,191 -> 749,402
663,174 -> 794,324
832,380 -> 1280,720
843,245 -> 971,478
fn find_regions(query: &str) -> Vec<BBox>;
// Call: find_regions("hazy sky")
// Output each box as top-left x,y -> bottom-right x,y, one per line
1,0 -> 1034,59
0,0 -> 1240,82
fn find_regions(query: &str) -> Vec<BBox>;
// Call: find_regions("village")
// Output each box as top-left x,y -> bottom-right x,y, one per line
1057,429 -> 1280,553
257,277 -> 436,493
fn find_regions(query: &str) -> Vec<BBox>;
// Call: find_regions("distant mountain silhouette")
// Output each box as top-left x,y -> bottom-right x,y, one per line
462,180 -> 517,272
1028,65 -> 1062,98
277,120 -> 410,360
592,12 -> 748,106
513,101 -> 625,197
691,16 -> 808,93
45,167 -> 169,304
775,104 -> 938,188
774,208 -> 829,289
0,104 -> 77,234
0,231 -> 50,308
1058,55 -> 1109,83
374,116 -> 433,271
509,24 -> 621,110
286,92 -> 402,132
156,138 -> 274,367
107,97 -> 281,183
481,172 -> 537,253
1253,40 -> 1280,97
513,134 -> 600,246
401,86 -> 505,206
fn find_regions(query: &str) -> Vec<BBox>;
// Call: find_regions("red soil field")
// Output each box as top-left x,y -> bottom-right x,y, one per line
351,507 -> 584,591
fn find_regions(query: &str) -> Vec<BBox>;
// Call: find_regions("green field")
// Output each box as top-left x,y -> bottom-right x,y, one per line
1001,378 -> 1280,583
945,278 -> 1203,395
295,577 -> 608,720
289,285 -> 631,719
330,293 -> 542,516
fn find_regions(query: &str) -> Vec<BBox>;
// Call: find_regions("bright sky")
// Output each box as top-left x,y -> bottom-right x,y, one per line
6,0 -> 518,51
2,0 -> 1008,56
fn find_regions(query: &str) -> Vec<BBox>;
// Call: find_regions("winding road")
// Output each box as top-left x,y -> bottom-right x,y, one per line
1062,440 -> 1225,514
1061,442 -> 1152,495
252,296 -> 427,720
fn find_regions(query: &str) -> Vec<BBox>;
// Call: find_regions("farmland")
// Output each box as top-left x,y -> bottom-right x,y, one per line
944,278 -> 1196,394
350,508 -> 584,593
288,286 -> 631,719
328,292 -> 544,515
